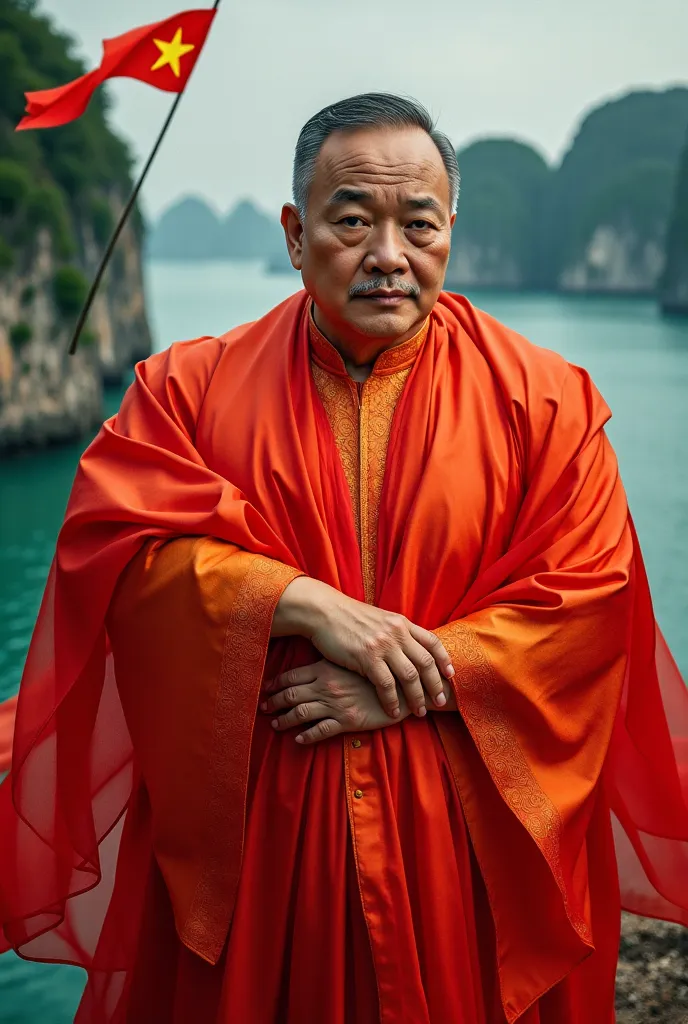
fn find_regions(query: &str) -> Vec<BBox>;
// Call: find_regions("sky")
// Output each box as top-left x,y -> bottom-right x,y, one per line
38,0 -> 688,222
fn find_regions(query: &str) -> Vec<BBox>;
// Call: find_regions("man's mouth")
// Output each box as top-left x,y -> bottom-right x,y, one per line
349,278 -> 420,303
356,290 -> 409,303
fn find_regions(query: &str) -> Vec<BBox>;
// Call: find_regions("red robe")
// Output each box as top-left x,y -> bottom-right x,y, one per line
1,292 -> 687,1022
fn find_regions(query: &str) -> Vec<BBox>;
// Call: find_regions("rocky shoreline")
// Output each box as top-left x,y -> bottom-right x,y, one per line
0,208 -> 150,454
617,913 -> 688,1021
0,0 -> 152,454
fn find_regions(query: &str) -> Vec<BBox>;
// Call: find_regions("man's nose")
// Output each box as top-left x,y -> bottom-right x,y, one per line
362,224 -> 409,277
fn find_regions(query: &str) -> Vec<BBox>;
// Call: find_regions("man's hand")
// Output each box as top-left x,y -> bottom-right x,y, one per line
271,577 -> 455,719
262,660 -> 412,745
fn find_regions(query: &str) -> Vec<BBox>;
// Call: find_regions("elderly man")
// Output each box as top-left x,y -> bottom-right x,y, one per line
1,93 -> 688,1024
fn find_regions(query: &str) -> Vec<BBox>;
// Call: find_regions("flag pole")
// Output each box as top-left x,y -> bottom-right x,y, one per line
69,0 -> 222,356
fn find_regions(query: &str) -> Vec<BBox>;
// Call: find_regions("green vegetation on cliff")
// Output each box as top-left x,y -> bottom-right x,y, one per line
0,0 -> 138,283
450,139 -> 551,287
660,134 -> 688,312
446,88 -> 688,292
543,88 -> 688,286
0,0 -> 152,451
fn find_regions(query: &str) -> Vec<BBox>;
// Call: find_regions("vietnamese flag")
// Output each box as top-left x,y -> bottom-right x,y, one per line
16,8 -> 217,131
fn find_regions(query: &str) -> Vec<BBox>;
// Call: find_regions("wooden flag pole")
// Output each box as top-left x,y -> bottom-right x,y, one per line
69,0 -> 222,356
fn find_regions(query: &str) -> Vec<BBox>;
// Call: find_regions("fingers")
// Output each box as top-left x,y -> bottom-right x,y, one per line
261,663 -> 321,712
408,625 -> 455,688
271,701 -> 328,732
263,681 -> 318,713
276,663 -> 321,689
366,662 -> 402,719
404,638 -> 446,708
295,718 -> 344,745
386,649 -> 427,717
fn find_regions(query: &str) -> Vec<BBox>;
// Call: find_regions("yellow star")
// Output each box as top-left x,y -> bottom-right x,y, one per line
150,27 -> 195,78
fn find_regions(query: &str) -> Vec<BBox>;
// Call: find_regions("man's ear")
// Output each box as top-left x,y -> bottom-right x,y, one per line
281,203 -> 304,270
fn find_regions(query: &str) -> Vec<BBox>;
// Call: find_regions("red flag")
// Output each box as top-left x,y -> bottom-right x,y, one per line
16,8 -> 217,131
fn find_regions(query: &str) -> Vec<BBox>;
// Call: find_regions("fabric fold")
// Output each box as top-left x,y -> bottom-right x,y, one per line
107,537 -> 302,963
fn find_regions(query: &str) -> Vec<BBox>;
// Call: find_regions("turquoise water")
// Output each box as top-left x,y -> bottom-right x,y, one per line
0,263 -> 687,1021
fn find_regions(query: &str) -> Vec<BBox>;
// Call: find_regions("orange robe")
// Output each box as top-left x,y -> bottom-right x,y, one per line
1,292 -> 688,1024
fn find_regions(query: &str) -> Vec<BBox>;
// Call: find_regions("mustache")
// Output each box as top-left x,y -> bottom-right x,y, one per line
349,277 -> 420,300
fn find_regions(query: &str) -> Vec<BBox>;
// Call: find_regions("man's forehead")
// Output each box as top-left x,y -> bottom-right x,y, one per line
312,126 -> 450,206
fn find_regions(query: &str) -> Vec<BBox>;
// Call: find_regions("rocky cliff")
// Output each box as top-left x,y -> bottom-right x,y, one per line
549,90 -> 688,293
0,206 -> 148,450
446,138 -> 551,291
0,0 -> 151,453
660,134 -> 688,314
447,88 -> 688,295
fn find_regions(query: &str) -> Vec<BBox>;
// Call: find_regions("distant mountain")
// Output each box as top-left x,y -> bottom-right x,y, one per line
447,87 -> 688,295
222,199 -> 284,260
545,88 -> 688,292
660,133 -> 688,313
148,196 -> 285,262
265,248 -> 299,274
447,139 -> 551,289
147,196 -> 224,260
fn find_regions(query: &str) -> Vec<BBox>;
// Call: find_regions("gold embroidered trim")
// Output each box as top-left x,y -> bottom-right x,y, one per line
440,619 -> 591,942
374,318 -> 429,374
359,369 -> 412,603
312,358 -> 413,604
311,363 -> 361,541
181,557 -> 302,963
308,302 -> 427,601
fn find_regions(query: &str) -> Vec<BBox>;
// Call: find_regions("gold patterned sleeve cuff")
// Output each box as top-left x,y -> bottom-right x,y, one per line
434,620 -> 469,665
433,620 -> 481,711
250,555 -> 305,595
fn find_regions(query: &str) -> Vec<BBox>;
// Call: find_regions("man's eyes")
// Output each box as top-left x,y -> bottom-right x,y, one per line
337,217 -> 436,230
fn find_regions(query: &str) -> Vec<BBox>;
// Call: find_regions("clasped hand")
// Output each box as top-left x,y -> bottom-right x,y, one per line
272,577 -> 455,719
262,660 -> 414,745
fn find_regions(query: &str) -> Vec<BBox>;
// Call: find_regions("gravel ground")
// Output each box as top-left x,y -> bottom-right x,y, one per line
616,913 -> 688,1022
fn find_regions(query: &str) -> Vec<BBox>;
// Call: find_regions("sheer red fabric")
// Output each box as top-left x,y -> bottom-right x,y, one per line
0,291 -> 687,1020
0,695 -> 16,774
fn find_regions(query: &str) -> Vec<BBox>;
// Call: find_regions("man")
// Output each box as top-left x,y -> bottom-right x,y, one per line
1,93 -> 688,1023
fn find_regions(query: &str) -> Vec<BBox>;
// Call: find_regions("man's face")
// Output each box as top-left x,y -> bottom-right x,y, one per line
282,126 -> 455,347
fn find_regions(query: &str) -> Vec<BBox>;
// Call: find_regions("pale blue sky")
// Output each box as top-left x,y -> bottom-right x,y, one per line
39,0 -> 688,220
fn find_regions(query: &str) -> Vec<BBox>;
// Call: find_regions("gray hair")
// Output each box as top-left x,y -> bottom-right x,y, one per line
292,93 -> 460,218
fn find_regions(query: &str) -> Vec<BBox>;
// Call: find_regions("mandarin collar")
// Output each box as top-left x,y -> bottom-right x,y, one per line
308,302 -> 429,378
